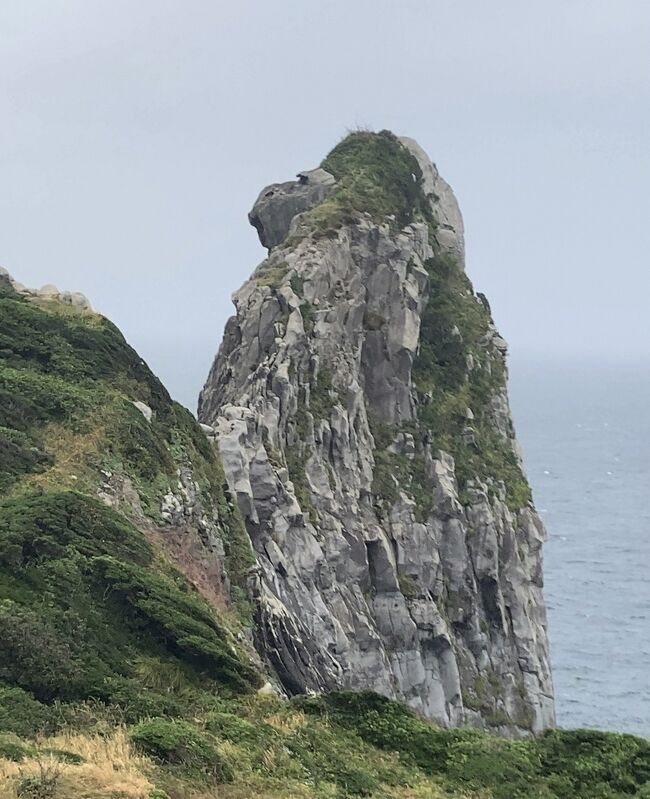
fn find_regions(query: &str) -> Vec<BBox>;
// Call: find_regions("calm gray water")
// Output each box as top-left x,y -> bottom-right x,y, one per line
509,360 -> 650,737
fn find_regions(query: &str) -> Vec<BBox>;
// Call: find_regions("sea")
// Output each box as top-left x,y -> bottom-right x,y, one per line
509,360 -> 650,737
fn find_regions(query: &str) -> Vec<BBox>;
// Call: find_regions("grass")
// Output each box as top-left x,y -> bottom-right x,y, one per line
255,262 -> 289,290
1,691 -> 648,798
312,130 -> 434,235
0,729 -> 157,799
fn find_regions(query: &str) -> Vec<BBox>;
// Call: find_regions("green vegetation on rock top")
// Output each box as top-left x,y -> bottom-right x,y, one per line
299,130 -> 434,238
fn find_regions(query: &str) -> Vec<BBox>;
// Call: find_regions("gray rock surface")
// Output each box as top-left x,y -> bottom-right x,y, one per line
199,135 -> 554,733
249,168 -> 336,250
132,400 -> 153,422
0,266 -> 92,310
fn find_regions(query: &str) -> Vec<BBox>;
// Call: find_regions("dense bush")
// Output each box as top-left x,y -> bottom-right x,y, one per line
536,729 -> 650,798
298,691 -> 451,770
131,718 -> 233,781
299,691 -> 650,798
0,426 -> 51,492
0,491 -> 151,568
0,686 -> 56,737
0,295 -> 172,499
205,711 -> 271,746
93,555 -> 261,692
0,296 -> 169,398
0,601 -> 88,701
0,289 -> 253,617
0,289 -> 261,733
0,490 -> 259,718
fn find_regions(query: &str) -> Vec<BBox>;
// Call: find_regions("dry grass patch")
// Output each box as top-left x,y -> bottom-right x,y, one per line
264,710 -> 307,733
0,729 -> 157,799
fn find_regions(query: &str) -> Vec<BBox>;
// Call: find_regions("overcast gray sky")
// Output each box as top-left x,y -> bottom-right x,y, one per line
1,1 -> 649,409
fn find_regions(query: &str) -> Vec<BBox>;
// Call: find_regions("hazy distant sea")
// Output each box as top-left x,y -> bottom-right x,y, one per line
509,360 -> 650,737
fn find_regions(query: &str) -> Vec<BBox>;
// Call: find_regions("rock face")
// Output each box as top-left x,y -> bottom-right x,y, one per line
249,168 -> 336,250
199,131 -> 554,733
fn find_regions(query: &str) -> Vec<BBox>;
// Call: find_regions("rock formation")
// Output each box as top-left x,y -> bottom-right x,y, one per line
199,131 -> 555,733
0,266 -> 93,310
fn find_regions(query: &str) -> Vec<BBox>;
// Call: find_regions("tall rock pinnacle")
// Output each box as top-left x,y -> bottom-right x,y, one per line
199,131 -> 555,733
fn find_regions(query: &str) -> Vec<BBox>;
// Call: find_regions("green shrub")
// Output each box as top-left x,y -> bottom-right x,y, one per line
0,491 -> 151,569
131,718 -> 233,781
0,490 -> 260,707
0,733 -> 33,761
299,691 -> 650,799
0,296 -> 169,401
285,719 -> 383,797
0,427 -> 51,492
0,601 -> 87,701
300,300 -> 315,334
285,445 -> 317,524
0,367 -> 94,430
106,400 -> 175,483
205,711 -> 272,746
0,685 -> 56,737
98,677 -> 186,722
297,690 -> 450,773
0,285 -> 253,617
537,728 -> 650,797
444,736 -> 549,799
289,274 -> 304,296
309,367 -> 340,420
92,556 -> 261,692
369,419 -> 433,523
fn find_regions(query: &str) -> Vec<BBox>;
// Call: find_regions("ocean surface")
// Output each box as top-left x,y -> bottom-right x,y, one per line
509,360 -> 650,737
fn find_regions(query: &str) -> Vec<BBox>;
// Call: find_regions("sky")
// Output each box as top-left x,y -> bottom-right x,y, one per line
1,1 -> 649,410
